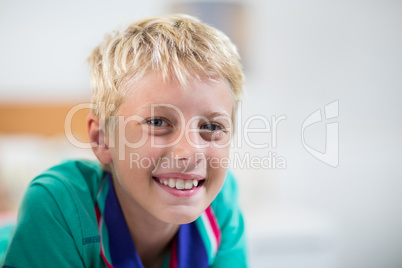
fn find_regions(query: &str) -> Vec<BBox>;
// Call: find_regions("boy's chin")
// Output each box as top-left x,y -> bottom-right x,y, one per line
158,207 -> 205,225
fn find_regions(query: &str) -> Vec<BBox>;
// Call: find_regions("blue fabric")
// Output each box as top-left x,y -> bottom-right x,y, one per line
104,174 -> 143,268
177,222 -> 209,268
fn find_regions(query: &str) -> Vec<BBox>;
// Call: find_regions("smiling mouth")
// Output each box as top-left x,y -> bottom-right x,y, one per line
152,177 -> 205,190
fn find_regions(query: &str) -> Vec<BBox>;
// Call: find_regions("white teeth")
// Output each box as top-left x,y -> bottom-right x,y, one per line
184,180 -> 193,189
168,178 -> 175,188
158,178 -> 201,190
176,179 -> 185,190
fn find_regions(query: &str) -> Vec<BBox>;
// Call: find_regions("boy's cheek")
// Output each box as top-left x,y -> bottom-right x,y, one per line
205,156 -> 230,171
109,122 -> 148,148
122,126 -> 149,146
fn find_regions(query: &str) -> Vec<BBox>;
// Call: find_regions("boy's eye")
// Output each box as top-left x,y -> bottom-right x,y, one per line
200,123 -> 225,132
199,122 -> 228,142
142,117 -> 172,136
146,118 -> 168,127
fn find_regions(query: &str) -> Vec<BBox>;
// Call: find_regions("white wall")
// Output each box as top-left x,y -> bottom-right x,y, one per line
0,0 -> 165,102
1,1 -> 402,267
235,1 -> 402,267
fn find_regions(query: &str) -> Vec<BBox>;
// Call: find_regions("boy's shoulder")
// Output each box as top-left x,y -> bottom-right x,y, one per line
211,170 -> 241,217
30,159 -> 104,204
3,160 -> 106,267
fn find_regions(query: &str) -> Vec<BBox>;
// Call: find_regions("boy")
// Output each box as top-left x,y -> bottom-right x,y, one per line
2,14 -> 247,267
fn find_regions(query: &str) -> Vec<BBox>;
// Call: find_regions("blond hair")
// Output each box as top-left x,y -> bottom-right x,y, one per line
88,14 -> 243,129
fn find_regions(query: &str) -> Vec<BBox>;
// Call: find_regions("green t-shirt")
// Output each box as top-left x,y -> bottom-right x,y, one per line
1,160 -> 247,267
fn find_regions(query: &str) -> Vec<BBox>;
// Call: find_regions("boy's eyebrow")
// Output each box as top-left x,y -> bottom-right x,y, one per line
136,103 -> 231,117
205,111 -> 231,118
136,103 -> 174,113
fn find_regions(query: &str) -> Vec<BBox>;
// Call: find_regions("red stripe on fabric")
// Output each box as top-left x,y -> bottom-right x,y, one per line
95,204 -> 114,268
95,204 -> 101,224
169,234 -> 178,268
205,206 -> 221,246
101,249 -> 114,268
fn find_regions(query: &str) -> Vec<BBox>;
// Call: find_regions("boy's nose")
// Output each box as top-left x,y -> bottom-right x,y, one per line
171,128 -> 205,162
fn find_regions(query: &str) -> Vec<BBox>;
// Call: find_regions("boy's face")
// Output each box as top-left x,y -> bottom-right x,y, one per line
106,73 -> 233,224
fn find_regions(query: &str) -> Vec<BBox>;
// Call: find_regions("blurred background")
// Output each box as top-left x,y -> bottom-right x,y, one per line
0,0 -> 401,267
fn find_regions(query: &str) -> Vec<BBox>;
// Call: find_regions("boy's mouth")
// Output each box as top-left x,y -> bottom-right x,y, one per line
153,177 -> 205,190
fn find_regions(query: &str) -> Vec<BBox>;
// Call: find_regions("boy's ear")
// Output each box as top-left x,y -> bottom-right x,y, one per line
87,113 -> 112,164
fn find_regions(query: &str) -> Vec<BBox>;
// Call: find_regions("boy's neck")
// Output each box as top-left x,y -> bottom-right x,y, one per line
111,174 -> 180,268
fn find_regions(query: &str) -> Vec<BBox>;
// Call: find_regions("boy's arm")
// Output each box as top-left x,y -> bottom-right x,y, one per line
2,182 -> 85,268
211,171 -> 248,268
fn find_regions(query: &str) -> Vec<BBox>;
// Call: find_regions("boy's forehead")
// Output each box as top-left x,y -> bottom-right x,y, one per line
119,74 -> 233,116
124,72 -> 232,100
125,71 -> 230,93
